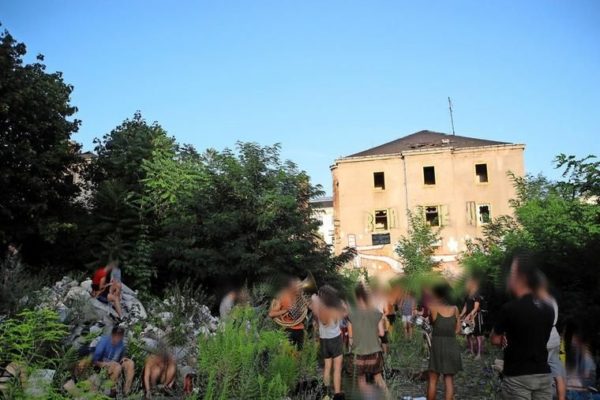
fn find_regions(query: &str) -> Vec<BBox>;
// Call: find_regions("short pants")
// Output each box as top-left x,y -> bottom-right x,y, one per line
320,335 -> 343,359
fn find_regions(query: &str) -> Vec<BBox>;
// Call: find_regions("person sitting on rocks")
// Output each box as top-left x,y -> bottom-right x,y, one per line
91,326 -> 134,396
143,352 -> 177,399
91,260 -> 123,318
109,261 -> 122,302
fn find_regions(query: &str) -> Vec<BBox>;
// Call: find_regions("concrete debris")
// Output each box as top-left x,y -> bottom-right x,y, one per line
29,276 -> 219,388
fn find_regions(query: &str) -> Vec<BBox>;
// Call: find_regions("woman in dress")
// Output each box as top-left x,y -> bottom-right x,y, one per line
427,283 -> 462,400
348,283 -> 388,396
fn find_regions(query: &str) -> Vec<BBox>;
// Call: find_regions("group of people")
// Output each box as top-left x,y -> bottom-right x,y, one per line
264,253 -> 597,400
72,261 -> 192,399
76,255 -> 597,399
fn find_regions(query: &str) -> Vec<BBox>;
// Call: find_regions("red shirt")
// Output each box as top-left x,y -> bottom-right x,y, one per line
92,267 -> 108,289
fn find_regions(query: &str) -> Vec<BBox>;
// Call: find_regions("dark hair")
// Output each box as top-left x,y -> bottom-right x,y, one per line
319,285 -> 342,308
355,283 -> 370,302
112,326 -> 125,335
432,283 -> 452,303
513,251 -> 542,291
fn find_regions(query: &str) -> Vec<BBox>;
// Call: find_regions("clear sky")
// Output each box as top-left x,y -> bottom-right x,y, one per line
3,1 -> 599,193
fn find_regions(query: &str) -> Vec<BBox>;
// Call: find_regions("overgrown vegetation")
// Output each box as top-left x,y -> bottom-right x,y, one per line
0,26 -> 351,302
461,155 -> 600,348
395,209 -> 441,276
197,306 -> 318,400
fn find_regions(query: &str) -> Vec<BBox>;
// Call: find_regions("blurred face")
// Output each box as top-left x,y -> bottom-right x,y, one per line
111,333 -> 124,345
287,279 -> 300,294
7,244 -> 17,255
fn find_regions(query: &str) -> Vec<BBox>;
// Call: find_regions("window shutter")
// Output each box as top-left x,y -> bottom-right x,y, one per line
439,204 -> 449,226
366,212 -> 374,232
466,201 -> 476,226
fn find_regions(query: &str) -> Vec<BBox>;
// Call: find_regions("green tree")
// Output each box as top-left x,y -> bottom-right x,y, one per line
155,142 -> 343,288
461,155 -> 600,347
0,28 -> 81,255
395,209 -> 441,276
85,113 -> 176,289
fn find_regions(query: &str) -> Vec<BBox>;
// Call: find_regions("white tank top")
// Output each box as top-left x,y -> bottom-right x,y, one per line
319,319 -> 341,339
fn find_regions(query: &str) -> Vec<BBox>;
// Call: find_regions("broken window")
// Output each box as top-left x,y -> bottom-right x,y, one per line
372,233 -> 391,245
425,206 -> 440,226
475,163 -> 488,183
423,166 -> 436,185
374,210 -> 388,230
373,172 -> 385,189
477,204 -> 491,225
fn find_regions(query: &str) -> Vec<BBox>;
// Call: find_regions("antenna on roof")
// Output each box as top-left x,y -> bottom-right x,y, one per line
448,97 -> 456,136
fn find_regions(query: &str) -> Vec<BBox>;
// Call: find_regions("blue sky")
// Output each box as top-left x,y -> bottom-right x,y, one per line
3,0 -> 599,193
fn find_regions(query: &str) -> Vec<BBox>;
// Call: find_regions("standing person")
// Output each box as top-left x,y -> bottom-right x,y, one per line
537,275 -> 566,400
269,277 -> 305,350
427,284 -> 462,400
312,285 -> 345,400
91,326 -> 135,397
91,260 -> 123,318
399,290 -> 416,339
460,277 -> 484,359
348,283 -> 387,396
491,253 -> 554,400
219,288 -> 239,318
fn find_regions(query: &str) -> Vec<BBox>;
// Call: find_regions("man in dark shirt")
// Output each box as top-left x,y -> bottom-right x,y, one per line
491,253 -> 554,400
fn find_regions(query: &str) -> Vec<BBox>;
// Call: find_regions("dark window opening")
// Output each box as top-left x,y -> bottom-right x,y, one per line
374,210 -> 388,230
372,233 -> 391,245
475,164 -> 488,183
478,205 -> 491,224
373,172 -> 385,189
423,166 -> 436,185
425,206 -> 440,226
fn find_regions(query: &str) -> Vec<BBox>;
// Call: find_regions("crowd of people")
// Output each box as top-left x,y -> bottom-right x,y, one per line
7,247 -> 595,399
259,252 -> 598,400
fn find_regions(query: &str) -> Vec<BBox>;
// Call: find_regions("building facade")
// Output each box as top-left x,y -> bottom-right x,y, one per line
330,130 -> 525,276
310,196 -> 335,248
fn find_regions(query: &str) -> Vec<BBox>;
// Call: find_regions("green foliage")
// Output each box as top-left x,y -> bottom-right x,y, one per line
156,142 -> 341,289
461,154 -> 600,345
0,309 -> 67,367
0,27 -> 82,267
197,306 -> 315,399
395,209 -> 441,276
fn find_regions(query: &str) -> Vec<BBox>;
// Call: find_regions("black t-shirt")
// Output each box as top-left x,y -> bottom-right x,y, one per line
465,292 -> 482,314
494,294 -> 554,376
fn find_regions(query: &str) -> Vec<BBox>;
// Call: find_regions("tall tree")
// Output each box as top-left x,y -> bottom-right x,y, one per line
155,142 -> 341,288
0,28 -> 81,260
86,113 -> 176,289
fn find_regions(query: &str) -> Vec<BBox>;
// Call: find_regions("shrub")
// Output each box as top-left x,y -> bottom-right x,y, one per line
197,306 -> 315,399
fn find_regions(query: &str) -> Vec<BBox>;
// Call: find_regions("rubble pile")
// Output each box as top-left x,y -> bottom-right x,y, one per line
21,276 -> 220,396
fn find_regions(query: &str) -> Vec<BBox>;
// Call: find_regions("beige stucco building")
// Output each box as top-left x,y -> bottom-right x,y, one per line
330,130 -> 525,277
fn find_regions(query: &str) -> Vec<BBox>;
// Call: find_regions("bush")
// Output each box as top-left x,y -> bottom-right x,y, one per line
197,306 -> 317,400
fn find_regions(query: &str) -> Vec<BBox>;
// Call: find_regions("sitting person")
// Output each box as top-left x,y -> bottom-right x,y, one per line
143,352 -> 177,399
91,260 -> 123,318
109,261 -> 123,302
76,326 -> 134,397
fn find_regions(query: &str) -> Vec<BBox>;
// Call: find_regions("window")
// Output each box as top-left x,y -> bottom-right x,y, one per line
477,204 -> 491,225
475,163 -> 488,183
374,210 -> 388,230
372,233 -> 391,245
373,172 -> 385,189
423,166 -> 436,185
348,234 -> 356,248
425,206 -> 440,226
